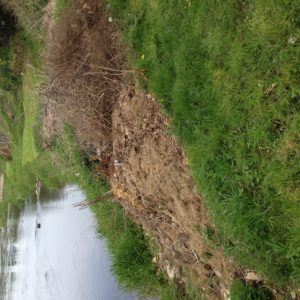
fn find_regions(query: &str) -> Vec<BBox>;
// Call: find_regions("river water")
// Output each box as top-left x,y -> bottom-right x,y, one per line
0,185 -> 137,300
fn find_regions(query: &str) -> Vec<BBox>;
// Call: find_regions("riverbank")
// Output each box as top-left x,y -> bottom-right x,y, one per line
4,185 -> 139,300
0,0 -> 299,299
43,1 -> 235,298
0,2 -> 179,299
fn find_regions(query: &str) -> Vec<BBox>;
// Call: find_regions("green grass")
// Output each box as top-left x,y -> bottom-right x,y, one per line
54,0 -> 73,20
230,280 -> 272,300
0,32 -> 44,202
108,0 -> 300,288
21,62 -> 42,165
93,201 -> 167,295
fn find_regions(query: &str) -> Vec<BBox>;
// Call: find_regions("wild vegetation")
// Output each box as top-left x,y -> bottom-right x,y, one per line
1,0 -> 300,299
108,0 -> 300,291
230,280 -> 272,300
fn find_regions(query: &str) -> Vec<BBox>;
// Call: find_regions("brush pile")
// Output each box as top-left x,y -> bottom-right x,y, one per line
44,0 -> 125,153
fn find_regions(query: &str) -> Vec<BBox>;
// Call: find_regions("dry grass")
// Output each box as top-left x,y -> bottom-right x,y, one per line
0,0 -> 47,37
44,0 -> 127,154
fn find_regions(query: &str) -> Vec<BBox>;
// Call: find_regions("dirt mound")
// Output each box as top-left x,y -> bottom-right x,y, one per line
110,88 -> 237,299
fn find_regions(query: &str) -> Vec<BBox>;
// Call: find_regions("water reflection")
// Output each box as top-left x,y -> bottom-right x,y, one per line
0,204 -> 19,299
1,185 -> 137,300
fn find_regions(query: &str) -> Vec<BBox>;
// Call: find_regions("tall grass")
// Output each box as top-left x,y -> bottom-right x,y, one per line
108,0 -> 300,287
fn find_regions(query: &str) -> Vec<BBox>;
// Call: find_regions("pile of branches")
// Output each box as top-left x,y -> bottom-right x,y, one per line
44,0 -> 127,153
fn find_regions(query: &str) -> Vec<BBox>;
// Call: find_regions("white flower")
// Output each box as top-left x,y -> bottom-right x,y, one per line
108,17 -> 113,23
288,36 -> 297,45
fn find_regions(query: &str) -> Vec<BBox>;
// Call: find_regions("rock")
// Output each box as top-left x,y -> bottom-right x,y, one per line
291,291 -> 296,300
166,264 -> 176,279
165,261 -> 178,280
288,36 -> 297,45
245,271 -> 263,282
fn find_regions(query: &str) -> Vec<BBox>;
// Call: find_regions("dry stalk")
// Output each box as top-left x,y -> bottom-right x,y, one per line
43,0 -> 127,157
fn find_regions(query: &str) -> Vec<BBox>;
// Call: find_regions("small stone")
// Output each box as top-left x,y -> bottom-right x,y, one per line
165,262 -> 177,280
245,271 -> 263,281
291,291 -> 296,300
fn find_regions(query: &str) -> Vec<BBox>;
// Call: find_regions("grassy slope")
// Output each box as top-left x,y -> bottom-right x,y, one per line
108,0 -> 300,288
3,33 -> 44,201
21,39 -> 42,165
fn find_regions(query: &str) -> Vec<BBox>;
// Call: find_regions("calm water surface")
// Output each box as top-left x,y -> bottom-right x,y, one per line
1,185 -> 138,300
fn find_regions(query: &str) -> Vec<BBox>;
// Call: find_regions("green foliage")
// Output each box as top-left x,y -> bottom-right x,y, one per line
54,124 -> 108,198
93,201 -> 161,294
0,41 -> 20,90
108,0 -> 300,287
230,280 -> 272,300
